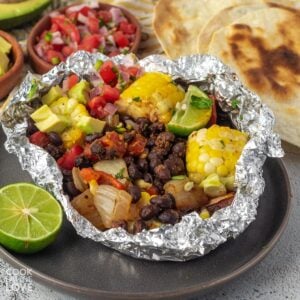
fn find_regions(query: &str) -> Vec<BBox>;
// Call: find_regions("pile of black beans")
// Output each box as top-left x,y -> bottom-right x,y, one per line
123,117 -> 186,194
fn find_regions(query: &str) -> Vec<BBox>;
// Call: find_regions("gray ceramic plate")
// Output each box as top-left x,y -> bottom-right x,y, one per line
0,128 -> 291,300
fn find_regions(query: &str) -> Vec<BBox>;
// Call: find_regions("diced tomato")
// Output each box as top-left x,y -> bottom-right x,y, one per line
50,23 -> 59,32
119,21 -> 136,34
88,96 -> 106,111
108,50 -> 120,57
79,34 -> 101,52
100,132 -> 126,158
98,10 -> 112,23
87,16 -> 99,33
29,131 -> 49,148
62,46 -> 74,57
52,44 -> 64,52
46,50 -> 64,64
79,168 -> 126,190
99,61 -> 117,85
102,85 -> 120,102
127,134 -> 147,156
67,12 -> 78,23
146,185 -> 159,196
126,66 -> 139,78
52,16 -> 80,43
79,6 -> 92,17
67,74 -> 79,89
113,31 -> 129,48
57,145 -> 83,170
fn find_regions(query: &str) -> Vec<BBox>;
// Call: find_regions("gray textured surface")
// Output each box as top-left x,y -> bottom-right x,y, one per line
1,141 -> 299,300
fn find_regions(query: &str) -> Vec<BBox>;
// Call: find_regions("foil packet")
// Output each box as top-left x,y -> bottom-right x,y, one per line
1,51 -> 284,261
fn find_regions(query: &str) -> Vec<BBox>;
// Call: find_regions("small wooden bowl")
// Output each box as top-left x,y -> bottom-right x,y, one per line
0,30 -> 24,100
28,3 -> 142,74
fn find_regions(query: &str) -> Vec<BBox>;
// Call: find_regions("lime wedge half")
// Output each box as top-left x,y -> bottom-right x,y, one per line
0,183 -> 63,254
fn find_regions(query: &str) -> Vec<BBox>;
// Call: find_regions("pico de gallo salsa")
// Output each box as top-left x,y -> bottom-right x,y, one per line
34,3 -> 139,65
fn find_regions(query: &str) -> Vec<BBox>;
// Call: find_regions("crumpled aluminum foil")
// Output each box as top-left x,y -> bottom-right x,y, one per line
1,51 -> 284,261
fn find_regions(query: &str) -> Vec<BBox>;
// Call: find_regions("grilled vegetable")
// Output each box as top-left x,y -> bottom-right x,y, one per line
71,189 -> 104,230
186,125 -> 248,185
116,72 -> 185,123
94,185 -> 132,228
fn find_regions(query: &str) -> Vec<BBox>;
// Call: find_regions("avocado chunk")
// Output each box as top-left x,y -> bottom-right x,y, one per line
0,0 -> 51,30
67,80 -> 90,104
200,174 -> 227,198
0,36 -> 11,54
0,51 -> 9,76
167,85 -> 212,136
35,114 -> 70,133
76,116 -> 106,134
70,103 -> 89,124
30,104 -> 70,133
42,86 -> 64,106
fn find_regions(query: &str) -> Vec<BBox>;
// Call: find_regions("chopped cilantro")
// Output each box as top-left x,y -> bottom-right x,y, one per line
190,95 -> 212,109
171,175 -> 187,180
115,168 -> 125,179
132,96 -> 141,102
239,115 -> 244,121
231,98 -> 240,109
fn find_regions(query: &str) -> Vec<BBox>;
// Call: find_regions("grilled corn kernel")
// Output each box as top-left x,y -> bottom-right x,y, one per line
186,125 -> 248,184
61,127 -> 84,149
89,180 -> 99,196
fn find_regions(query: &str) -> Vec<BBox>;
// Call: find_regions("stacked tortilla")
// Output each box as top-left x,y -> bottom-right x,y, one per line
153,0 -> 300,147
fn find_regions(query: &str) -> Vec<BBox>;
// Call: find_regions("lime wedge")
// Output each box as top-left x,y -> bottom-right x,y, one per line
0,183 -> 63,254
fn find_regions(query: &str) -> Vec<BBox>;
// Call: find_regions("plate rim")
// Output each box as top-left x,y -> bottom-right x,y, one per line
0,158 -> 292,299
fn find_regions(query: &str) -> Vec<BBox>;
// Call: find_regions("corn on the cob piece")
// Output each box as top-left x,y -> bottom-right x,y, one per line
186,125 -> 248,185
116,72 -> 185,124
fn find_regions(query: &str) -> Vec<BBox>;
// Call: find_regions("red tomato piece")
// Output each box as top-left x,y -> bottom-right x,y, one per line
127,134 -> 147,156
126,66 -> 139,78
87,16 -> 99,34
79,34 -> 101,52
119,21 -> 136,34
102,85 -> 120,102
57,145 -> 83,170
79,6 -> 92,16
67,11 -> 78,23
50,23 -> 59,32
62,45 -> 74,57
52,44 -> 64,52
88,96 -> 106,111
46,50 -> 64,64
52,16 -> 80,43
29,131 -> 49,148
113,31 -> 129,48
67,74 -> 79,89
146,185 -> 159,196
99,61 -> 117,84
108,50 -> 120,57
100,132 -> 126,158
98,10 -> 112,23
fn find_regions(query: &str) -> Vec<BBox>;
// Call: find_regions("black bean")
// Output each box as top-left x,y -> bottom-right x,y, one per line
172,142 -> 186,159
62,169 -> 72,179
44,144 -> 65,160
136,117 -> 150,135
85,133 -> 103,143
158,209 -> 180,225
26,118 -> 38,136
155,132 -> 175,147
128,163 -> 143,180
154,164 -> 171,182
74,156 -> 92,168
91,142 -> 106,158
105,148 -> 117,160
140,205 -> 156,220
48,132 -> 63,146
149,122 -> 165,134
164,154 -> 185,176
149,157 -> 162,171
148,150 -> 160,161
152,204 -> 162,216
144,173 -> 153,184
111,220 -> 128,230
153,178 -> 164,193
124,156 -> 135,165
128,185 -> 141,203
146,135 -> 156,148
150,193 -> 175,209
137,158 -> 148,171
63,181 -> 81,197
133,219 -> 147,233
123,131 -> 135,143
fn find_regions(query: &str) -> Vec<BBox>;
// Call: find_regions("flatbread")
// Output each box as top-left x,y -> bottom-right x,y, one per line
197,1 -> 300,53
207,7 -> 300,146
153,0 -> 267,58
